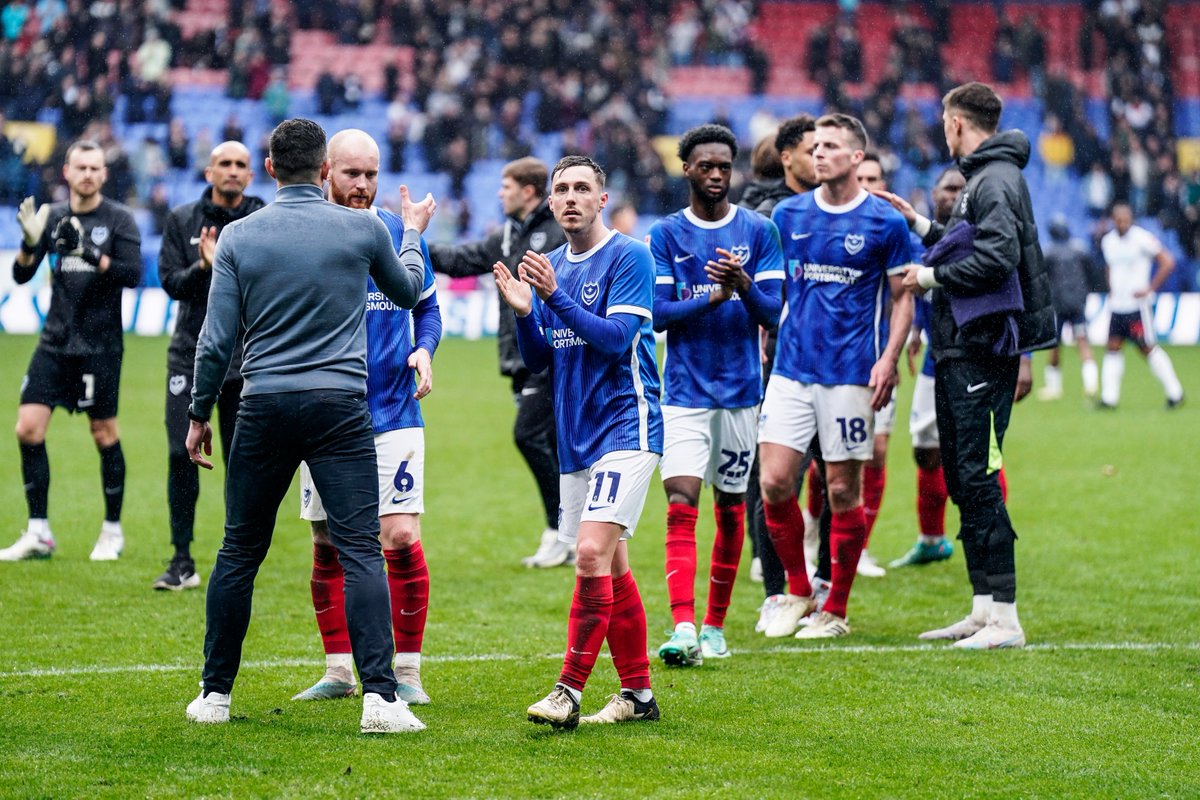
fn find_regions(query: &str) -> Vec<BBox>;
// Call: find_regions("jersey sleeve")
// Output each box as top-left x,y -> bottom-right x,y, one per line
648,221 -> 676,293
606,239 -> 654,320
883,212 -> 913,276
753,218 -> 785,285
412,237 -> 442,357
1139,228 -> 1163,258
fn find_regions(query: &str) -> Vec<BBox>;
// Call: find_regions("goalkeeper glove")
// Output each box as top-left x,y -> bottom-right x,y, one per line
52,216 -> 104,266
16,196 -> 50,251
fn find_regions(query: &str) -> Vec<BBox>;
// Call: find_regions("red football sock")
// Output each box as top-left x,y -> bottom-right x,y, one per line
862,464 -> 886,541
703,502 -> 745,628
806,462 -> 825,519
311,543 -> 350,655
607,570 -> 650,691
916,465 -> 948,537
762,497 -> 813,598
997,467 -> 1008,503
384,542 -> 429,654
559,575 -> 614,691
664,503 -> 698,627
824,506 -> 868,619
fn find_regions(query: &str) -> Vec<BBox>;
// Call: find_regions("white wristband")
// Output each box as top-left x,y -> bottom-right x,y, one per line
917,267 -> 941,289
912,215 -> 932,238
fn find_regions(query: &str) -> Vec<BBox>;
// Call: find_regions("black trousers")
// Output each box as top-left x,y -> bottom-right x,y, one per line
934,355 -> 1020,602
166,365 -> 242,551
512,371 -> 560,529
202,390 -> 396,696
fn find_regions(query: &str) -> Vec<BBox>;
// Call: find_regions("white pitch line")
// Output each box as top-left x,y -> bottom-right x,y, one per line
0,641 -> 1195,680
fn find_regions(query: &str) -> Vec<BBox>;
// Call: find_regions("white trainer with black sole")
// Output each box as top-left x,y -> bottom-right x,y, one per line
0,529 -> 56,561
527,685 -> 580,730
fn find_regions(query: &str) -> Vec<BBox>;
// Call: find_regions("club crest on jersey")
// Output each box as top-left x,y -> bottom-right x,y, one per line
844,234 -> 864,255
581,281 -> 600,305
91,226 -> 109,246
787,259 -> 802,279
302,487 -> 312,508
530,231 -> 548,251
675,280 -> 693,299
730,243 -> 751,266
169,375 -> 187,396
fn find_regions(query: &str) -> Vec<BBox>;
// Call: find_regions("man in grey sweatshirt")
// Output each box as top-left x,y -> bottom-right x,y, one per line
181,118 -> 437,734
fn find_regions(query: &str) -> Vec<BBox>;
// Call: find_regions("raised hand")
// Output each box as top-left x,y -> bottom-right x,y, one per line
519,250 -> 558,300
17,196 -> 50,248
399,185 -> 437,233
493,261 -> 533,317
198,226 -> 218,270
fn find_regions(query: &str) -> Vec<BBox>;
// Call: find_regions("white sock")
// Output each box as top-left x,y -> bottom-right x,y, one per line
1043,365 -> 1062,392
675,621 -> 696,635
101,520 -> 122,536
1147,347 -> 1184,402
623,687 -> 653,703
556,683 -> 582,704
919,534 -> 943,545
27,518 -> 49,537
970,594 -> 993,623
1081,359 -> 1099,396
991,601 -> 1020,629
393,652 -> 420,669
326,653 -> 355,682
1101,351 -> 1124,405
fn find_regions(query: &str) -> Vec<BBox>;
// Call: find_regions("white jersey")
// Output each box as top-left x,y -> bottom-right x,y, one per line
1101,225 -> 1161,314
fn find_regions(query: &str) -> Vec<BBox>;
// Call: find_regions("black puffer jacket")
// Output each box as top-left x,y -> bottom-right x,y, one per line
428,199 -> 565,378
159,189 -> 266,371
922,130 -> 1057,360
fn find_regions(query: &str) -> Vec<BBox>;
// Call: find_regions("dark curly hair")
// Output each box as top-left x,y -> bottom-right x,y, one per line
677,124 -> 738,163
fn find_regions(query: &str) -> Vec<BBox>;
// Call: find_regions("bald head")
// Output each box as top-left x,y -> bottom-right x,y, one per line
205,140 -> 253,207
328,129 -> 380,209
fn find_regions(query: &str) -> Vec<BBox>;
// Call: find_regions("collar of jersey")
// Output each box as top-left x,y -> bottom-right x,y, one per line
813,187 -> 869,215
683,204 -> 738,230
565,228 -> 618,263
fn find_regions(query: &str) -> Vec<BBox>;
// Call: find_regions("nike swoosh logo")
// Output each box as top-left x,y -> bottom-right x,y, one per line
666,570 -> 679,580
569,647 -> 593,656
674,254 -> 693,262
399,606 -> 426,616
791,232 -> 812,240
189,236 -> 202,245
390,496 -> 406,504
711,578 -> 731,585
586,503 -> 611,512
967,382 -> 989,393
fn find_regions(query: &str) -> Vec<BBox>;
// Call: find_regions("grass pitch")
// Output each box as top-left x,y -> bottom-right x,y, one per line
0,334 -> 1197,799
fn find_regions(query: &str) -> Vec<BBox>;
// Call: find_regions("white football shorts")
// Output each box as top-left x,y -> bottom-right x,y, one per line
558,449 -> 660,544
660,405 -> 759,493
909,373 -> 940,449
758,376 -> 874,462
873,397 -> 896,436
300,427 -> 425,521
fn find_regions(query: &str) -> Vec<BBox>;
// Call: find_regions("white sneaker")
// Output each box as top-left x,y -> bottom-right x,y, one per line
856,550 -> 886,578
953,622 -> 1026,650
186,689 -> 231,723
522,528 -> 559,567
360,692 -> 425,733
529,538 -> 572,568
919,615 -> 988,641
90,526 -> 124,561
763,593 -> 816,638
1037,385 -> 1063,401
795,611 -> 851,639
755,594 -> 786,633
749,556 -> 763,583
0,530 -> 56,561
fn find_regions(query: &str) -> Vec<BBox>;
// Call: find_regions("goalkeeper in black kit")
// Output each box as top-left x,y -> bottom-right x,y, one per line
1,139 -> 142,562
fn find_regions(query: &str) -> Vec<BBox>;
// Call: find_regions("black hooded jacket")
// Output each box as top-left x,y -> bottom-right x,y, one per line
428,199 -> 565,378
159,188 -> 266,372
921,130 -> 1057,360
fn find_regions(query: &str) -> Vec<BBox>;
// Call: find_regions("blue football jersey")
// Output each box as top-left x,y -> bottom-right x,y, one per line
649,205 -> 784,408
771,189 -> 911,386
364,207 -> 440,433
529,230 -> 663,474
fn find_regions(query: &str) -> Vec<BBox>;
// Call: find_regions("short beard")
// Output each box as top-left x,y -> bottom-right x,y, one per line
216,186 -> 243,206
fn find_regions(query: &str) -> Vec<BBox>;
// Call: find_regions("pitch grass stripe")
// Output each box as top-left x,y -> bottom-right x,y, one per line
2,641 -> 1196,680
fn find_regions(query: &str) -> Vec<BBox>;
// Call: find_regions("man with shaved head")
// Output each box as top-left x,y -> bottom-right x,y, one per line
155,139 -> 265,591
291,129 -> 442,713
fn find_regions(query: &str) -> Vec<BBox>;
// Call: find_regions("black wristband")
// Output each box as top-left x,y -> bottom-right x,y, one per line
19,241 -> 39,256
187,408 -> 209,423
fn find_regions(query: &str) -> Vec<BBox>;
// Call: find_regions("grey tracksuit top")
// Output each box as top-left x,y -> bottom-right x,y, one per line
189,183 -> 425,421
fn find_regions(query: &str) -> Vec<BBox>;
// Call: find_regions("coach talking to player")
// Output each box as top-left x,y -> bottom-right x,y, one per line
878,82 -> 1055,650
183,118 -> 436,734
155,140 -> 264,592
